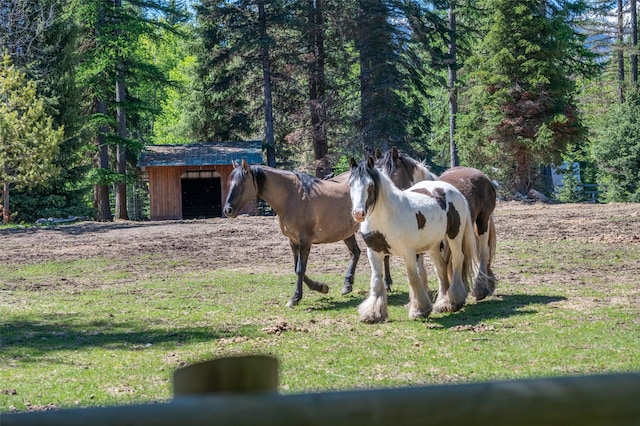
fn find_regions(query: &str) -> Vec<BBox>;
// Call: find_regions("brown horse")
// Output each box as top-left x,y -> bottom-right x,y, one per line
223,159 -> 361,307
375,148 -> 497,300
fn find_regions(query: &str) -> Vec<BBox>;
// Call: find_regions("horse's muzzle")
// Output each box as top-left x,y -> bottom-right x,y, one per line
352,209 -> 366,223
223,203 -> 238,218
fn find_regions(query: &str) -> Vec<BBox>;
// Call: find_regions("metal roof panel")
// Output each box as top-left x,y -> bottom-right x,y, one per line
137,141 -> 263,168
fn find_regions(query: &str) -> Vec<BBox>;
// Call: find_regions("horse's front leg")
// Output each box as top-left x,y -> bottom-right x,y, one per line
358,249 -> 388,323
288,240 -> 323,307
404,252 -> 432,319
288,239 -> 328,308
341,234 -> 361,295
383,255 -> 393,292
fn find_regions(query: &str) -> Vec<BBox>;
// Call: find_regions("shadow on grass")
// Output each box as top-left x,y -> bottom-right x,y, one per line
0,314 -> 257,360
305,291 -> 566,328
305,287 -> 412,312
432,294 -> 567,328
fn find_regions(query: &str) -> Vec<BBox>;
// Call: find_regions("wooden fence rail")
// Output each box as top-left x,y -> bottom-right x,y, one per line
2,356 -> 639,426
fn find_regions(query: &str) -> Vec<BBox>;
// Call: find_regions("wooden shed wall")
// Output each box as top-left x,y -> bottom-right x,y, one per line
147,164 -> 256,220
148,167 -> 185,220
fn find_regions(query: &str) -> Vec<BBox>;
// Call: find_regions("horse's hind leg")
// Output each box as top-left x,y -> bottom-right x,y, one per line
443,236 -> 470,312
416,254 -> 431,299
486,214 -> 498,293
473,214 -> 496,300
404,253 -> 432,319
430,247 -> 452,314
341,235 -> 361,295
473,230 -> 492,301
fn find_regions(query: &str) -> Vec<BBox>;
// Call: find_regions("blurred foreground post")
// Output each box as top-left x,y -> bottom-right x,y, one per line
173,355 -> 278,396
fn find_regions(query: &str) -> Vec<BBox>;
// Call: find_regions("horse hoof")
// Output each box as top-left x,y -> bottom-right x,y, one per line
409,308 -> 431,319
286,299 -> 299,308
432,300 -> 449,314
320,284 -> 330,294
342,284 -> 353,295
473,287 -> 490,301
359,314 -> 387,324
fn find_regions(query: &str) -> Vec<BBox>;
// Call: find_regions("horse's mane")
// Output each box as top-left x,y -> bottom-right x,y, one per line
376,149 -> 401,177
376,149 -> 438,182
294,172 -> 322,197
406,157 -> 439,181
231,164 -> 267,194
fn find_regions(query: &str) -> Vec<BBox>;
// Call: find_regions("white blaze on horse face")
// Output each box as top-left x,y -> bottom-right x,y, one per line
350,174 -> 371,223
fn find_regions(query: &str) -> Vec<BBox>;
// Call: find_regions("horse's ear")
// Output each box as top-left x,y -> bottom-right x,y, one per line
367,156 -> 375,169
375,148 -> 382,159
241,158 -> 249,171
349,157 -> 357,169
391,147 -> 399,160
232,159 -> 239,168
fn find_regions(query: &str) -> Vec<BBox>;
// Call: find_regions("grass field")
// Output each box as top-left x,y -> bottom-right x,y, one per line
1,202 -> 639,413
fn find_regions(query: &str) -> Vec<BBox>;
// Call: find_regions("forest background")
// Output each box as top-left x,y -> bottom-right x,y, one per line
1,0 -> 639,224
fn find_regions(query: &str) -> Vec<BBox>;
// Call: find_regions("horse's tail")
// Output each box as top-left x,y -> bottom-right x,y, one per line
487,214 -> 498,289
461,209 -> 479,292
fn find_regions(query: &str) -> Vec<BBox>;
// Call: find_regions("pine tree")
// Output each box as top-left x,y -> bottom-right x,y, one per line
593,88 -> 640,201
74,0 -> 186,221
0,56 -> 64,223
459,0 -> 599,194
195,0 -> 291,167
1,0 -> 90,223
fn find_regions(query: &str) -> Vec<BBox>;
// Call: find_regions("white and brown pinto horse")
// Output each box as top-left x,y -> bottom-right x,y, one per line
223,159 -> 361,307
375,148 -> 497,300
348,157 -> 477,323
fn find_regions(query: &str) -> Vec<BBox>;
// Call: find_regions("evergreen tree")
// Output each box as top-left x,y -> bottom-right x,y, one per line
356,0 -> 434,155
1,0 -> 90,223
195,0 -> 296,167
0,55 -> 64,223
592,87 -> 640,201
459,0 -> 599,194
74,0 -> 186,221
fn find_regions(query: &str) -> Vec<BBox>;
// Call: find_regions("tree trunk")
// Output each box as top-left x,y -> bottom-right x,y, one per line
632,0 -> 638,84
258,0 -> 276,168
618,0 -> 625,102
2,181 -> 10,224
115,64 -> 128,220
358,0 -> 373,154
448,1 -> 459,167
309,0 -> 329,177
94,98 -> 112,222
114,0 -> 128,220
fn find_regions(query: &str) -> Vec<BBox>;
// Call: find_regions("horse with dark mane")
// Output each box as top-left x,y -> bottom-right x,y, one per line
223,159 -> 360,307
375,148 -> 497,300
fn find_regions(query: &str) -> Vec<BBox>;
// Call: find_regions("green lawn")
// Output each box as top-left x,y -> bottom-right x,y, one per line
1,220 -> 639,412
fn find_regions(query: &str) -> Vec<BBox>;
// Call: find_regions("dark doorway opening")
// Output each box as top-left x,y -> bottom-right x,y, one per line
181,177 -> 221,219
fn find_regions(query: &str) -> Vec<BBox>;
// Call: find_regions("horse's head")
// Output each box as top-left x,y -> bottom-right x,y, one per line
223,159 -> 262,218
375,147 -> 414,190
375,147 -> 438,189
348,156 -> 379,223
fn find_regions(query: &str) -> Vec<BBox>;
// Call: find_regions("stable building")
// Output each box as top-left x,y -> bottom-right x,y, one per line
137,141 -> 263,220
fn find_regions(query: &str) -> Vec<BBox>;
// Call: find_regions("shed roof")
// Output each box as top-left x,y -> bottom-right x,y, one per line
137,141 -> 263,168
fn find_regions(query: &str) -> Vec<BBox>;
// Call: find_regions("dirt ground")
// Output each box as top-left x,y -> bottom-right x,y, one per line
1,202 -> 639,284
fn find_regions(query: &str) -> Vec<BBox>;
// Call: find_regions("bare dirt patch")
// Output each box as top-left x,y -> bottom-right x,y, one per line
2,202 -> 639,288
